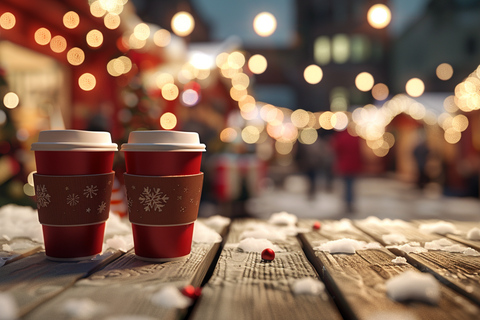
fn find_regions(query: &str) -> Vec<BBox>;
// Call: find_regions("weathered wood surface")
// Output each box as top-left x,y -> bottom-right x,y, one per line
25,222 -> 228,320
0,248 -> 123,317
420,220 -> 480,251
300,219 -> 480,320
354,219 -> 480,306
190,219 -> 342,320
0,238 -> 43,266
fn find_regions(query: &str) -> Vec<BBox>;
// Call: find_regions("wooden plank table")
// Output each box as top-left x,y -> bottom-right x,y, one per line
1,217 -> 479,320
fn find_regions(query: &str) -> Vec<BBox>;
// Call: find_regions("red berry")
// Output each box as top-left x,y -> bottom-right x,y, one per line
181,285 -> 202,299
261,248 -> 275,261
313,221 -> 321,230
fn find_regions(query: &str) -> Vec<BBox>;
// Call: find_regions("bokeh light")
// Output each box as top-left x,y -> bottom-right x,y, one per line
161,83 -> 179,101
220,127 -> 238,143
160,112 -> 177,129
154,29 -> 171,47
303,65 -> 323,85
3,92 -> 19,109
50,35 -> 67,53
0,12 -> 16,30
232,73 -> 250,90
248,54 -> 268,74
291,109 -> 310,128
104,13 -> 121,29
228,52 -> 246,69
67,47 -> 85,66
253,12 -> 277,37
242,126 -> 260,144
299,128 -> 318,145
86,29 -> 104,47
367,4 -> 391,29
134,23 -> 150,41
78,73 -> 96,91
181,89 -> 200,106
406,78 -> 425,97
156,73 -> 175,89
171,11 -> 195,37
63,11 -> 80,29
355,72 -> 374,92
34,28 -> 51,45
372,83 -> 389,100
90,1 -> 107,18
436,63 -> 454,81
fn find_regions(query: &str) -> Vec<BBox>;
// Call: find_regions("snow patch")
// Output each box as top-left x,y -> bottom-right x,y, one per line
237,238 -> 280,253
419,221 -> 458,235
0,204 -> 43,243
151,286 -> 191,309
314,238 -> 380,254
463,248 -> 480,256
105,234 -> 134,252
386,271 -> 440,304
0,292 -> 18,320
62,298 -> 104,319
193,221 -> 222,244
382,233 -> 408,245
268,211 -> 297,226
291,278 -> 325,295
467,227 -> 480,240
391,257 -> 408,265
202,215 -> 230,230
391,243 -> 428,254
240,225 -> 287,241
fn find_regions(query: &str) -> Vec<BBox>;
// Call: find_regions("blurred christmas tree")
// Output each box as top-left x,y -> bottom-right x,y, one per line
0,67 -> 35,207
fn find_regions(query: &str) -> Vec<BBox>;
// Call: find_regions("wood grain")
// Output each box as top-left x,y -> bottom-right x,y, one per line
190,219 -> 342,320
300,219 -> 480,320
25,229 -> 226,319
354,219 -> 480,306
0,238 -> 43,266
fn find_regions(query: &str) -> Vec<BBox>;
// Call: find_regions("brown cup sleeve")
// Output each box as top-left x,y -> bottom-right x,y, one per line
33,172 -> 114,226
124,173 -> 203,226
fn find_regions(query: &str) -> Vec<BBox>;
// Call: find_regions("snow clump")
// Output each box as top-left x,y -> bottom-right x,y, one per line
193,221 -> 222,244
391,257 -> 408,265
237,238 -> 280,253
419,221 -> 458,235
386,271 -> 440,304
466,227 -> 480,240
151,286 -> 191,309
268,211 -> 297,226
314,238 -> 380,254
291,278 -> 325,295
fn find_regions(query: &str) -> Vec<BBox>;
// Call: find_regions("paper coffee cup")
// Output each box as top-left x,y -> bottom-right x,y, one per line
121,130 -> 206,261
31,130 -> 117,261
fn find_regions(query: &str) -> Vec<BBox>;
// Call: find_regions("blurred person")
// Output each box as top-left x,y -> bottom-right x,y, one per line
331,128 -> 364,213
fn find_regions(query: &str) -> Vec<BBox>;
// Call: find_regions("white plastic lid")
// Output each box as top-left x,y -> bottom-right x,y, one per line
121,130 -> 206,152
31,130 -> 118,151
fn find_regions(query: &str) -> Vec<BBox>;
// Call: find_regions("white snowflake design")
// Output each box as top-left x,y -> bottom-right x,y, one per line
127,197 -> 133,214
83,185 -> 98,198
97,201 -> 107,214
139,187 -> 169,212
67,194 -> 80,206
36,185 -> 51,208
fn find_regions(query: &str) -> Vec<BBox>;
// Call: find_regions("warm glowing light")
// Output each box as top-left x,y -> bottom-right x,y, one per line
332,112 -> 349,130
220,128 -> 238,143
154,29 -> 171,47
443,95 -> 457,113
107,59 -> 120,77
86,29 -> 104,47
299,128 -> 318,145
160,112 -> 177,130
248,54 -> 267,74
444,127 -> 461,144
50,35 -> 67,53
128,34 -> 146,49
367,4 -> 391,29
303,65 -> 323,85
104,13 -> 121,29
67,47 -> 85,66
79,73 -> 96,91
406,78 -> 425,97
372,83 -> 389,100
242,126 -> 260,144
0,12 -> 16,30
156,73 -> 174,89
319,112 -> 334,130
181,89 -> 199,106
230,87 -> 248,101
35,28 -> 51,45
134,23 -> 150,41
253,12 -> 277,37
117,56 -> 132,73
3,92 -> 19,109
355,72 -> 374,92
162,83 -> 179,101
228,52 -> 245,69
232,73 -> 250,90
90,1 -> 107,18
171,11 -> 195,37
291,109 -> 310,128
452,114 -> 468,132
436,63 -> 453,81
63,11 -> 80,29
275,140 -> 293,155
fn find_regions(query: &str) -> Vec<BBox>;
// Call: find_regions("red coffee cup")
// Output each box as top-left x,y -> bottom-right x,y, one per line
31,130 -> 117,261
121,130 -> 206,262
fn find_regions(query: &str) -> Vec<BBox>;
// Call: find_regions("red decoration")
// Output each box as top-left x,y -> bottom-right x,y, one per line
181,285 -> 202,300
261,248 -> 275,261
313,221 -> 321,230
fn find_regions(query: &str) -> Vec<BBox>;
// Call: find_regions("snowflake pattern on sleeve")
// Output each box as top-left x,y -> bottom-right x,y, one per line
36,185 -> 51,208
83,185 -> 98,198
139,187 -> 169,212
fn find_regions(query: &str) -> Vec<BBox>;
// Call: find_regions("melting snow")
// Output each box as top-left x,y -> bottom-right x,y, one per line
463,248 -> 480,256
237,238 -> 280,253
62,298 -> 104,319
362,216 -> 410,228
291,278 -> 325,295
314,238 -> 380,254
391,257 -> 408,264
382,233 -> 408,245
268,211 -> 297,226
202,215 -> 230,231
0,204 -> 43,243
419,221 -> 458,235
320,219 -> 354,232
391,243 -> 428,254
386,271 -> 440,304
193,221 -> 222,244
467,227 -> 480,240
240,225 -> 287,241
104,235 -> 134,252
151,286 -> 191,309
